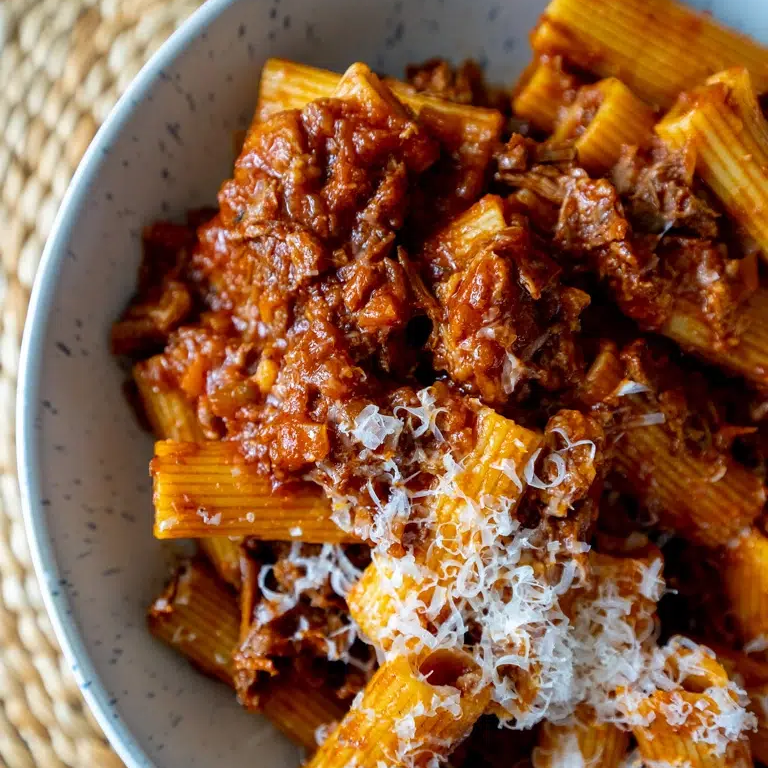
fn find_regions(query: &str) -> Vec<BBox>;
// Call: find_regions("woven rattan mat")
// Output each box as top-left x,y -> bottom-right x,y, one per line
0,1 -> 204,764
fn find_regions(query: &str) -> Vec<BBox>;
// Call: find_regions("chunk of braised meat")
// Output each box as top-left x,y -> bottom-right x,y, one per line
495,133 -> 576,189
555,175 -> 752,337
111,280 -> 192,356
151,66 -> 450,480
149,315 -> 263,439
192,65 -> 438,344
611,141 -> 719,237
659,236 -> 755,342
404,58 -> 508,111
428,214 -> 590,406
256,294 -> 372,474
555,176 -> 670,327
233,542 -> 373,710
410,111 -> 504,231
581,337 -> 752,466
498,134 -> 753,343
112,222 -> 197,355
220,94 -> 437,249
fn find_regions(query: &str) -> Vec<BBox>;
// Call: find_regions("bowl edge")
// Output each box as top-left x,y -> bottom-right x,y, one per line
15,1 -> 236,765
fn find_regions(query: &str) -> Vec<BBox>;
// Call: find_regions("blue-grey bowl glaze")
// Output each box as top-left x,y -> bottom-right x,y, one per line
16,0 -> 768,766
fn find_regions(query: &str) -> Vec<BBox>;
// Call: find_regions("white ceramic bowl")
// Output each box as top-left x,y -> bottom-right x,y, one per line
17,0 -> 768,766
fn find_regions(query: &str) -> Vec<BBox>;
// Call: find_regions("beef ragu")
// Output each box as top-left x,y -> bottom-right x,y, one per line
124,4 -> 768,764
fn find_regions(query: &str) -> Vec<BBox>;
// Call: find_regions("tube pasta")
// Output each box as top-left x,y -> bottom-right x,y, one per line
611,407 -> 764,548
722,529 -> 768,648
709,647 -> 768,765
256,57 -> 502,135
532,0 -> 768,109
551,78 -> 656,174
348,409 -> 541,652
747,683 -> 768,765
133,358 -> 204,442
512,57 -> 582,133
634,725 -> 752,768
147,560 -> 345,751
148,560 -> 239,684
662,289 -> 768,389
656,68 -> 768,261
261,675 -> 347,753
421,194 -> 507,270
136,361 -> 246,586
150,440 -> 354,543
135,360 -> 246,584
199,537 -> 243,590
304,653 -> 489,768
631,645 -> 753,768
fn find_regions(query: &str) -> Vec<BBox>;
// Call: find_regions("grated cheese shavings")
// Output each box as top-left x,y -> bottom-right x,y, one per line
345,404 -> 403,450
627,413 -> 666,428
616,380 -> 651,396
196,508 -> 221,526
744,635 -> 768,654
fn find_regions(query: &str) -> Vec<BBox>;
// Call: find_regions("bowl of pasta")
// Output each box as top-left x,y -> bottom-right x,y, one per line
17,0 -> 768,766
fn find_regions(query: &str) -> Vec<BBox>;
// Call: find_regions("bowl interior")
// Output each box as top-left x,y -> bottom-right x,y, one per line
17,0 -> 768,766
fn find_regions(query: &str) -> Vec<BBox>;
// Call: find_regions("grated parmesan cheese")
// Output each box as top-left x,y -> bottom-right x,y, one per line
502,352 -> 525,394
524,448 -> 566,490
346,404 -> 403,450
616,380 -> 651,397
744,635 -> 768,654
394,388 -> 446,441
628,413 -> 666,428
196,508 -> 221,526
313,406 -> 754,758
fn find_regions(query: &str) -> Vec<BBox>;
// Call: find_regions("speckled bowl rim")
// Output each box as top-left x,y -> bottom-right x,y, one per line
16,2 -> 236,766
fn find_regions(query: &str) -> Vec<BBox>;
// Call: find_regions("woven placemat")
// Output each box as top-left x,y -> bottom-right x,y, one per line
0,1 -> 204,764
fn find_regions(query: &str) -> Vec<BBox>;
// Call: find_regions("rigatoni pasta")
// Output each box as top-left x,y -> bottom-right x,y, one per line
531,0 -> 768,108
198,537 -> 243,589
151,441 -> 350,543
134,357 -> 204,442
656,68 -> 768,262
663,289 -> 768,389
611,408 -> 765,548
550,78 -> 656,174
512,57 -> 582,133
721,529 -> 768,649
304,654 -> 489,768
709,648 -> 768,765
148,560 -> 240,684
256,57 -> 503,138
631,643 -> 754,768
261,676 -> 347,753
